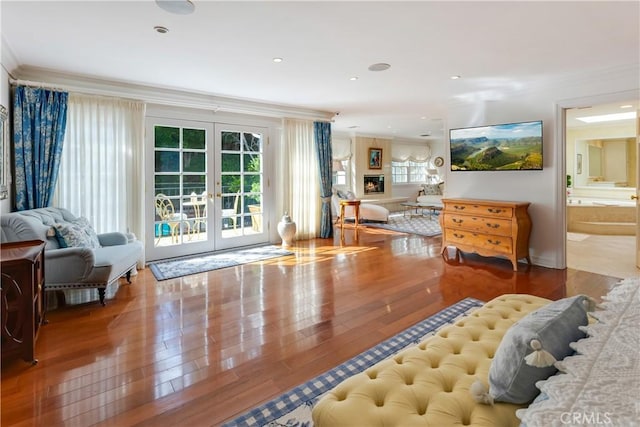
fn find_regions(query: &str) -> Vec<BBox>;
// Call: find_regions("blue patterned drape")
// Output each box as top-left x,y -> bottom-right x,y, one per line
13,86 -> 69,210
314,121 -> 333,238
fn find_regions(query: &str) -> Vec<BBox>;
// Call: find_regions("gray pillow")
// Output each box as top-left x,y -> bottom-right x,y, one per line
421,183 -> 442,195
54,217 -> 101,249
488,295 -> 589,404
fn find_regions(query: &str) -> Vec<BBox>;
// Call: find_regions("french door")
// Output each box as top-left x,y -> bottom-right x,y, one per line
213,123 -> 269,250
145,118 -> 269,261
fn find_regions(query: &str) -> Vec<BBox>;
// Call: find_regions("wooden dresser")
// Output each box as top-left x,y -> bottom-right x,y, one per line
1,240 -> 46,364
440,198 -> 532,271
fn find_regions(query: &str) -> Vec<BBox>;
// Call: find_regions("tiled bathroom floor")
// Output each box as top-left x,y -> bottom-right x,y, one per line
567,233 -> 639,279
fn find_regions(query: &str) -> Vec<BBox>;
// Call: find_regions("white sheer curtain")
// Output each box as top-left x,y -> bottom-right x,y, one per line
281,118 -> 320,239
54,93 -> 146,265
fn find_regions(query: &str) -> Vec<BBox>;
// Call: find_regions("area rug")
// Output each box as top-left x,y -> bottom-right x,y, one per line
223,297 -> 484,427
365,212 -> 442,237
149,245 -> 294,281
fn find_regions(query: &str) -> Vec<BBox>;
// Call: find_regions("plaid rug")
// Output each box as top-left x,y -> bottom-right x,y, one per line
365,212 -> 442,237
223,297 -> 484,427
148,245 -> 294,281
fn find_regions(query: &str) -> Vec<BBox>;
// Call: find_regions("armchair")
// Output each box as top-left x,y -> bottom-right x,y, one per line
1,207 -> 143,306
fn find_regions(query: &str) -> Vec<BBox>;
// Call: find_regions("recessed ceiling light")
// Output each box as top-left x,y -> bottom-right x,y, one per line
450,75 -> 461,80
620,104 -> 633,109
368,63 -> 391,72
272,57 -> 283,63
420,116 -> 427,120
349,76 -> 358,81
154,26 -> 169,34
576,112 -> 636,123
155,0 -> 195,15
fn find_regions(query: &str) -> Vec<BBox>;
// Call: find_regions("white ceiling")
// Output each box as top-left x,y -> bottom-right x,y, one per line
1,1 -> 639,139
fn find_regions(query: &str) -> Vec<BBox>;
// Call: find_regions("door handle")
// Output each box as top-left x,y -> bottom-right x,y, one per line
632,195 -> 638,200
215,193 -> 221,198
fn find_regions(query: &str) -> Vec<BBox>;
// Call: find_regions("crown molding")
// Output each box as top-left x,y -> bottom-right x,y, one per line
11,66 -> 334,122
1,36 -> 19,76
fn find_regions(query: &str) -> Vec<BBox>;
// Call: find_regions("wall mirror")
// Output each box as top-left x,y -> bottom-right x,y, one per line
574,137 -> 636,188
0,105 -> 8,200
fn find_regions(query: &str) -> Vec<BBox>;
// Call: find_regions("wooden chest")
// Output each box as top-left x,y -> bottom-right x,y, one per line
1,240 -> 46,364
440,198 -> 531,271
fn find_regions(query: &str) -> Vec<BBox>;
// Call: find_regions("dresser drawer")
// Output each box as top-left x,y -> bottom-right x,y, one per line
443,215 -> 513,237
445,203 -> 513,219
444,229 -> 513,255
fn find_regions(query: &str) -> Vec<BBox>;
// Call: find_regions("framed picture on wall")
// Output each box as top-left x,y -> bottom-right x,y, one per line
368,148 -> 382,169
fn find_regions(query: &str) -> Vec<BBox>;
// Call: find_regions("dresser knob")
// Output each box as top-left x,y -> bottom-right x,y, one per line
452,218 -> 463,224
487,239 -> 501,245
486,223 -> 499,229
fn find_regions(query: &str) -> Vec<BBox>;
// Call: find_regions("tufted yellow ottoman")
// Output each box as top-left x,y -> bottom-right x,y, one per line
312,294 -> 551,426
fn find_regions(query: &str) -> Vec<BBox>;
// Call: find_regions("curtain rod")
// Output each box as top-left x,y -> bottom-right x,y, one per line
9,78 -> 71,92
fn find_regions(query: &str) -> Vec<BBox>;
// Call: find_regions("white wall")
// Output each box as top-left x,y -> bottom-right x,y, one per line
445,65 -> 640,269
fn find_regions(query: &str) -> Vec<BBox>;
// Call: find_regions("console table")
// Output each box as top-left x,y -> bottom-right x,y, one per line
440,198 -> 531,271
1,240 -> 46,364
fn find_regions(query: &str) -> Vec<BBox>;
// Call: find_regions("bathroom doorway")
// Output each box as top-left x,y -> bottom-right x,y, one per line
565,99 -> 639,279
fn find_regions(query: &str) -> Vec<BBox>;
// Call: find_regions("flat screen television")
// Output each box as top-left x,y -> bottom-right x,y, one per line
449,120 -> 543,171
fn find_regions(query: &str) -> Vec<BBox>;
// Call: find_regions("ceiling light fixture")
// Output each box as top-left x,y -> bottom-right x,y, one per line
154,26 -> 169,34
450,75 -> 461,80
576,112 -> 636,123
349,76 -> 358,81
155,0 -> 195,15
272,57 -> 283,63
368,63 -> 391,72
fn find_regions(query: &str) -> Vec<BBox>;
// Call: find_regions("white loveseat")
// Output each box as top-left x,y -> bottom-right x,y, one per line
1,207 -> 143,305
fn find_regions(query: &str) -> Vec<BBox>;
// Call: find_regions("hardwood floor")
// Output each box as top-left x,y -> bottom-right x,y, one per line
1,226 -> 623,427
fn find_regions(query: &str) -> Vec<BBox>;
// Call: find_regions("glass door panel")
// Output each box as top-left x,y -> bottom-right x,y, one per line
214,124 -> 269,249
146,118 -> 214,261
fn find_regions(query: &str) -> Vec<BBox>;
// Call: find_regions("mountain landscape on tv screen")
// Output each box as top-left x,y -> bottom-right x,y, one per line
450,122 -> 543,171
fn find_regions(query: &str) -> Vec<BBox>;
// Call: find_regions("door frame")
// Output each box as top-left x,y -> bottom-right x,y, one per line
557,89 -> 640,269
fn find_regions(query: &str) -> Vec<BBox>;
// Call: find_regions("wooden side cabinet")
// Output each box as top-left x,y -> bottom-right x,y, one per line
440,198 -> 532,271
1,240 -> 46,364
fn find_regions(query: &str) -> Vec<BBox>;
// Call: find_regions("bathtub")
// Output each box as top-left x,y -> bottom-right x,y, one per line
567,197 -> 636,207
567,197 -> 637,235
